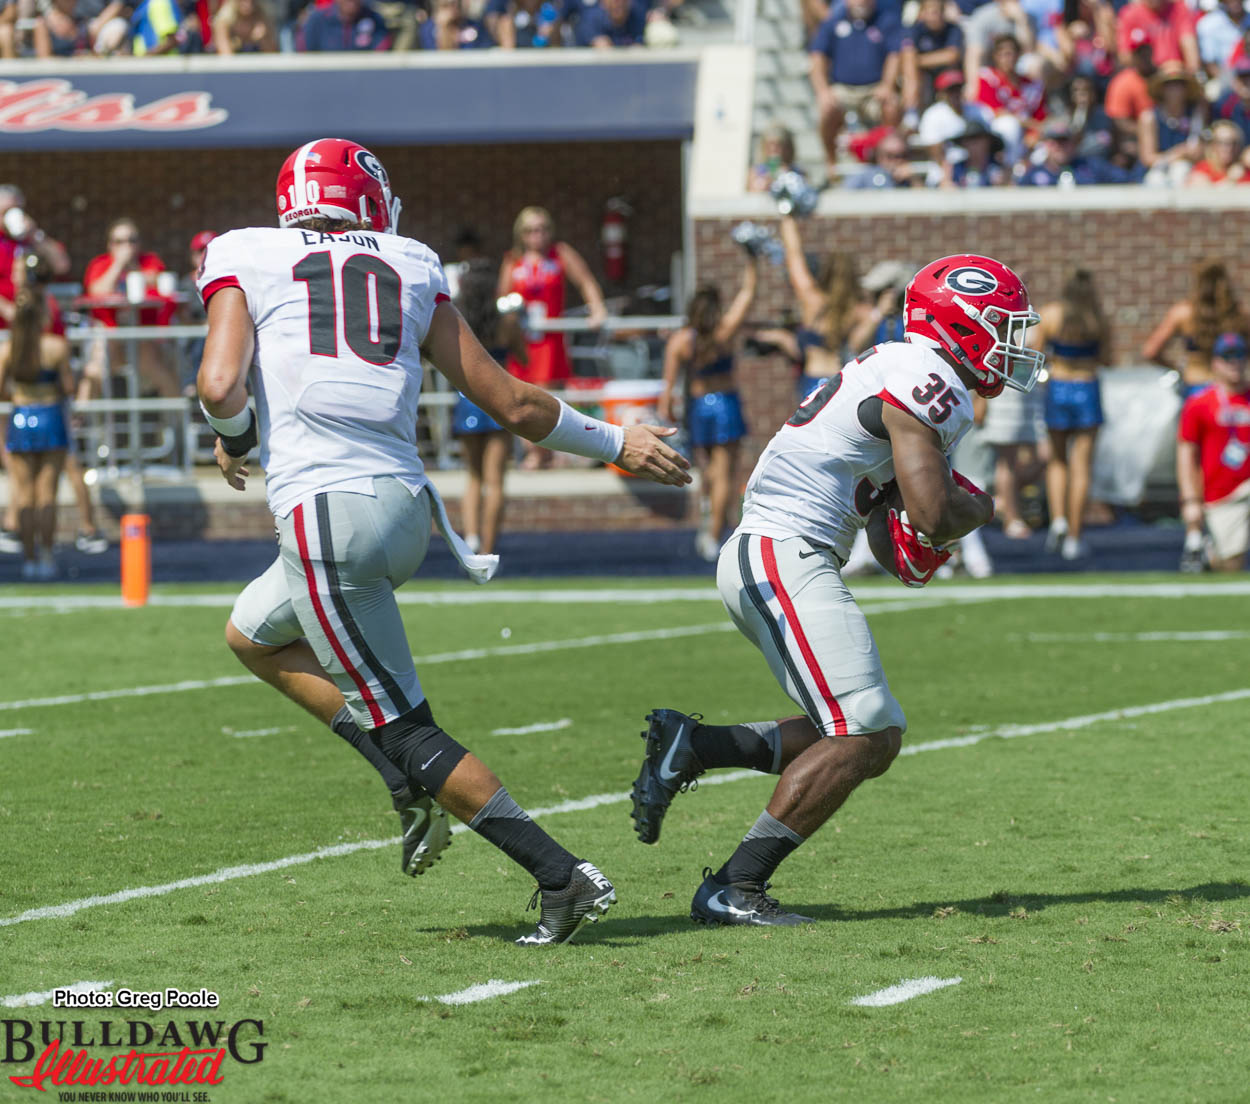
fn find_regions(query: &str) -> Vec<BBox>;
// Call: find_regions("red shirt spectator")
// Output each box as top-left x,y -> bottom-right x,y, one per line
82,218 -> 175,327
0,239 -> 66,337
1117,0 -> 1198,70
1105,63 -> 1154,130
497,205 -> 606,388
976,67 -> 1046,120
1179,370 -> 1250,502
1187,120 -> 1250,185
0,188 -> 69,336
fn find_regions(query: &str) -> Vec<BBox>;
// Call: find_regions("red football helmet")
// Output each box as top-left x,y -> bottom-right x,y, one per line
904,255 -> 1042,398
275,138 -> 402,234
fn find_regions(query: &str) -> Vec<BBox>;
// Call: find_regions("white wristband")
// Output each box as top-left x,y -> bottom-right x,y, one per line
537,399 -> 625,464
200,402 -> 253,437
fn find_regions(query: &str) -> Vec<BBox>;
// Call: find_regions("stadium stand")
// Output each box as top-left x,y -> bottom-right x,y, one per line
2,1 -> 1249,577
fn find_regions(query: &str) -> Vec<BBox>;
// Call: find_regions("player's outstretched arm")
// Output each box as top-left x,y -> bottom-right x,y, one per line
423,302 -> 691,487
883,403 -> 993,545
198,287 -> 256,492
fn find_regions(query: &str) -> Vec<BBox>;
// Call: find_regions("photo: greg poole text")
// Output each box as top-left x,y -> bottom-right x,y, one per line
53,990 -> 220,1012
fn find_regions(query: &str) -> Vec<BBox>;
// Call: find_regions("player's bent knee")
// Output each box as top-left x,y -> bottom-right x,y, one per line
372,699 -> 469,797
225,619 -> 257,657
864,727 -> 903,778
225,619 -> 281,663
840,684 -> 906,738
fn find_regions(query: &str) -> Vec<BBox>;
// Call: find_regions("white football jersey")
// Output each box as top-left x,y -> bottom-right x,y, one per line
197,226 -> 449,518
738,339 -> 975,562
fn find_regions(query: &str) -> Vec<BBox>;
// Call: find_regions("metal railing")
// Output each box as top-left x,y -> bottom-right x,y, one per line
1,314 -> 685,482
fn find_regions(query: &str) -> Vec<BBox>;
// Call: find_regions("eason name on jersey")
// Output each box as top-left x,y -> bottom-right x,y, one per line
299,230 -> 381,250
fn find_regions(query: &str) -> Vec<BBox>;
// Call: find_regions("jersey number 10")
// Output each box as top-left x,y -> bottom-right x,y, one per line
293,251 -> 403,366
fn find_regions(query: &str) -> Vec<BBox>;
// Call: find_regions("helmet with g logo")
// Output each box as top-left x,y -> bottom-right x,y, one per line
275,138 -> 402,235
904,254 -> 1043,398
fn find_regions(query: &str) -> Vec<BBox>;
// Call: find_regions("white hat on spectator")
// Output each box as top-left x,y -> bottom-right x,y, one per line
862,260 -> 913,294
645,17 -> 679,48
94,17 -> 129,56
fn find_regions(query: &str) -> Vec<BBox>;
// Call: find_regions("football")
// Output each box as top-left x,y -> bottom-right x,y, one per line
865,480 -> 905,580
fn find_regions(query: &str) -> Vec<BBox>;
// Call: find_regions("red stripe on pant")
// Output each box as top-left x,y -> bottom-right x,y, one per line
292,502 -> 385,727
760,536 -> 848,736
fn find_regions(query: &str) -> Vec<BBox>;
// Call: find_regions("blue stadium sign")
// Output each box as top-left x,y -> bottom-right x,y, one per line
0,58 -> 698,151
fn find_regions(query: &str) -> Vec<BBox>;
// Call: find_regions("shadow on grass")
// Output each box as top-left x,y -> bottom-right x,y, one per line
412,881 -> 1250,943
412,914 -> 691,945
795,880 -> 1250,924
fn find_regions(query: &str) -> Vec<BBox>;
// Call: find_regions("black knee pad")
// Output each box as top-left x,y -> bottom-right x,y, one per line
371,700 -> 468,797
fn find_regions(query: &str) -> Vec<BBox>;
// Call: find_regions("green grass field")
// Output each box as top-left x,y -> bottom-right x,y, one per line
2,575 -> 1248,1104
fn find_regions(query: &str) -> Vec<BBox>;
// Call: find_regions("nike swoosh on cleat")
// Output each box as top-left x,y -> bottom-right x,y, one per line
420,750 -> 443,772
656,720 -> 692,783
706,891 -> 758,919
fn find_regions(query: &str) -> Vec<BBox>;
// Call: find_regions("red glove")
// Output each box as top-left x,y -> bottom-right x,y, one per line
887,508 -> 951,588
952,468 -> 995,521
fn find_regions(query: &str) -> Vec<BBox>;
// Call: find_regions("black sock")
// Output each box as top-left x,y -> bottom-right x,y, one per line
691,721 -> 783,773
331,706 -> 410,798
468,788 -> 577,890
715,811 -> 805,887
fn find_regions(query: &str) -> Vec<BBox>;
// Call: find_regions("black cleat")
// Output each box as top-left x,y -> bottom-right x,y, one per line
74,531 -> 109,555
690,868 -> 813,927
1179,542 -> 1208,574
515,861 -> 616,946
630,709 -> 705,844
394,788 -> 451,877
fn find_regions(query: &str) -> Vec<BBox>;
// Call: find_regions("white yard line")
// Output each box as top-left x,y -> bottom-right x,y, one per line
491,719 -> 573,736
851,977 -> 962,1007
0,728 -> 32,739
0,771 -> 760,929
0,607 -> 926,716
0,675 -> 257,714
2,981 -> 113,1008
0,588 -> 726,611
1021,631 -> 1250,643
423,980 -> 542,1005
223,726 -> 297,739
899,688 -> 1250,756
3,578 -> 1250,613
6,683 -> 1248,928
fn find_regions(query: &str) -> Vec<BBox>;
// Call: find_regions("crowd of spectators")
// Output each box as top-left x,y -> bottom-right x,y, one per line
798,0 -> 1250,189
0,0 -> 685,56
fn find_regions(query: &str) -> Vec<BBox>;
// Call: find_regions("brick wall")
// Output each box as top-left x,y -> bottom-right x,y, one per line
693,205 -> 1250,472
78,482 -> 692,542
13,141 -> 685,294
16,144 -> 1250,535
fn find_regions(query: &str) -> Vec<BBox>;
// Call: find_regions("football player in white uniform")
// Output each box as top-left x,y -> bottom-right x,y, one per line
197,138 -> 690,945
629,256 -> 1043,925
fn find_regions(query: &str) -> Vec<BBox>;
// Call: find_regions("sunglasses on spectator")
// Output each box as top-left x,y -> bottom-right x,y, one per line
110,234 -> 139,244
521,224 -> 549,233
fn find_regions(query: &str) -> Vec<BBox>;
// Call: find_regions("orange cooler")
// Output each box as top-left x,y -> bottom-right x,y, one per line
601,379 -> 664,476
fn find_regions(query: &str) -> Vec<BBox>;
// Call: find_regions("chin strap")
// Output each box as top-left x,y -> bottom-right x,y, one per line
974,373 -> 1005,398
